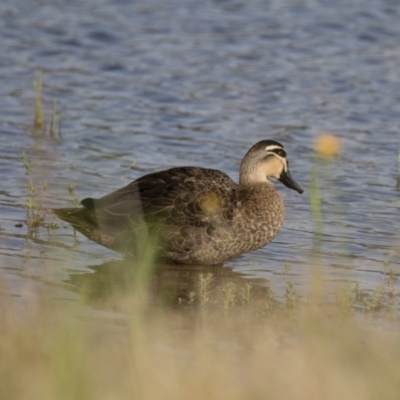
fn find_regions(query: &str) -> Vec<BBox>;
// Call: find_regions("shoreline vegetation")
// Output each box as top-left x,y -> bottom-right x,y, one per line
1,259 -> 400,400
2,74 -> 399,399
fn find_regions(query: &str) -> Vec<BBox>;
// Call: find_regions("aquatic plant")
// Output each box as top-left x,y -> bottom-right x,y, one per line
32,71 -> 61,137
20,151 -> 49,236
33,71 -> 43,131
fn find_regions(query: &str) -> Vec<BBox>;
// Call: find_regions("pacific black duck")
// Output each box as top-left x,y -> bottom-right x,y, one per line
53,140 -> 303,264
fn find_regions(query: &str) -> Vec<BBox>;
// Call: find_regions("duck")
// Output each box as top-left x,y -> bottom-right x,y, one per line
53,140 -> 303,265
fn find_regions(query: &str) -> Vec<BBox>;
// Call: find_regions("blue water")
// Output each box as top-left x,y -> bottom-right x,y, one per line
0,0 -> 399,306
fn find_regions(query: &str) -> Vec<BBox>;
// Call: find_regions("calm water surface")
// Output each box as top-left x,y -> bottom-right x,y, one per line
1,0 -> 399,310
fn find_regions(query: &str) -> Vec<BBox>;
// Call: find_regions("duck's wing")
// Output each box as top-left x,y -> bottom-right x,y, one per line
53,167 -> 240,254
82,166 -> 239,230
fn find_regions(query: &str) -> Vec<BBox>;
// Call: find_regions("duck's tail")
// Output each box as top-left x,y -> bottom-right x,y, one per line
52,207 -> 97,232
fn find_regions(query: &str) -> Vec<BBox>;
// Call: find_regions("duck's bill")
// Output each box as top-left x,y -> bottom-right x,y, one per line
279,170 -> 304,194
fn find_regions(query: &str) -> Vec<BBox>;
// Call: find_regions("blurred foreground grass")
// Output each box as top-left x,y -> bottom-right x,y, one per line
1,263 -> 400,400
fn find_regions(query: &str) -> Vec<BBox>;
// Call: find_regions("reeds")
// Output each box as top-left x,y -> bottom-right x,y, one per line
33,71 -> 44,130
20,151 -> 49,235
32,71 -> 61,137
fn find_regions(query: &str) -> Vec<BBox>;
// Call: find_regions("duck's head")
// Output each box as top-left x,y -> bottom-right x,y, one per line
239,140 -> 303,194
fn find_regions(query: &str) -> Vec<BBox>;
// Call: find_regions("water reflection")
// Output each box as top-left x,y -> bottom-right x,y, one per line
67,259 -> 271,311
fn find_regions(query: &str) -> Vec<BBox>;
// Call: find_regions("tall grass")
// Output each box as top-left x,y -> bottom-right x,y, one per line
1,271 -> 400,400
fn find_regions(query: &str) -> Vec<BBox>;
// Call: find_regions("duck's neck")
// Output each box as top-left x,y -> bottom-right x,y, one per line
238,180 -> 277,197
239,156 -> 273,187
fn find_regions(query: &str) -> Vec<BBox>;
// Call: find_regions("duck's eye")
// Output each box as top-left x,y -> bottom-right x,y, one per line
275,149 -> 286,157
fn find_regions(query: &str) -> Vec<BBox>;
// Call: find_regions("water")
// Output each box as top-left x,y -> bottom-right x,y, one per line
1,0 -> 399,310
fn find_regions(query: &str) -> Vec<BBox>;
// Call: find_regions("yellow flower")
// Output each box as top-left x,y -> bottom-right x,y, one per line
314,132 -> 341,157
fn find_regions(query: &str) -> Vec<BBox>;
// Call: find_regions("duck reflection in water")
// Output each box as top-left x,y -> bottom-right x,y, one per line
67,259 -> 272,311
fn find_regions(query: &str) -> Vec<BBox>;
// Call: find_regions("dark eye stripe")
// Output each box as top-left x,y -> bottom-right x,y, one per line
272,149 -> 286,157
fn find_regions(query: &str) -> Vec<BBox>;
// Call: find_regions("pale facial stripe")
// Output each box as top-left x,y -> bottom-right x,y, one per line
265,145 -> 283,152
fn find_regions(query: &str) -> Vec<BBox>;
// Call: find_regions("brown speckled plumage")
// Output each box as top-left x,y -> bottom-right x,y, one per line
53,140 -> 303,264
